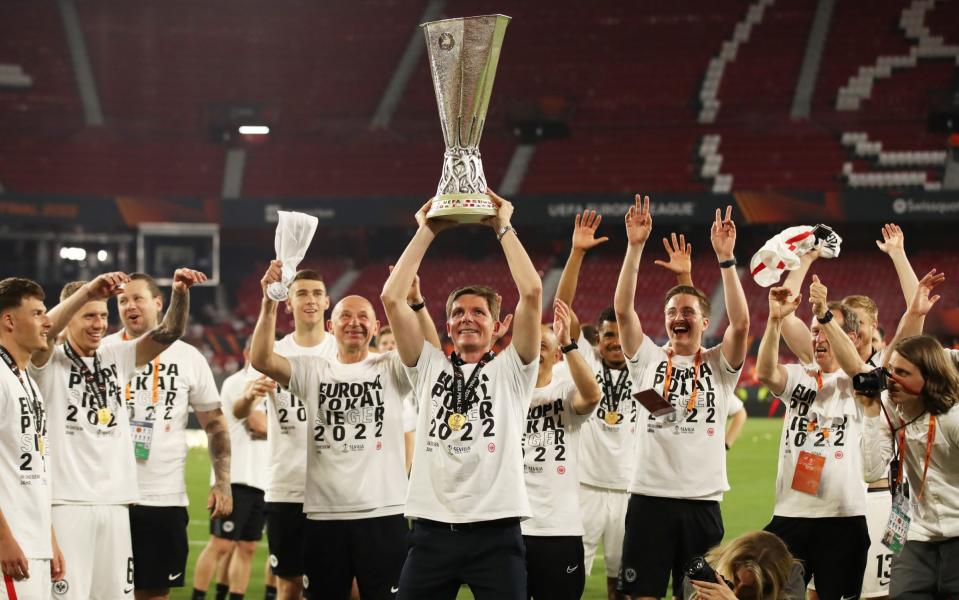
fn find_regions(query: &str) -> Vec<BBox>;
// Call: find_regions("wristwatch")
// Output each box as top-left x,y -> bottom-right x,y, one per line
497,224 -> 516,241
409,298 -> 426,312
560,341 -> 579,354
816,310 -> 833,324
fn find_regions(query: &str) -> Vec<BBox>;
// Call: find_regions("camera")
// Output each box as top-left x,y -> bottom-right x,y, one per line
852,367 -> 889,397
686,556 -> 733,588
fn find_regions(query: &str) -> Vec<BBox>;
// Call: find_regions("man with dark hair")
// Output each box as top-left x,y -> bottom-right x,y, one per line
756,282 -> 871,600
0,277 -> 66,594
614,198 -> 749,600
29,268 -> 206,600
381,191 -> 542,599
100,272 -> 230,600
258,268 -> 334,600
554,211 -> 693,600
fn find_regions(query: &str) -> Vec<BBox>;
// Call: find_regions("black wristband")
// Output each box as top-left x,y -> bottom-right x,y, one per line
816,309 -> 833,324
725,442 -> 731,451
409,299 -> 426,312
560,341 -> 579,354
718,258 -> 737,269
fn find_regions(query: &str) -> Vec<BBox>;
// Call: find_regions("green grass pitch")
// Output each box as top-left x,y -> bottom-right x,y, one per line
173,417 -> 783,599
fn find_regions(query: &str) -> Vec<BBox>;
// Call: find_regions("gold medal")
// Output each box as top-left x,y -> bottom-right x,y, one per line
604,411 -> 620,425
447,413 -> 467,431
97,408 -> 112,425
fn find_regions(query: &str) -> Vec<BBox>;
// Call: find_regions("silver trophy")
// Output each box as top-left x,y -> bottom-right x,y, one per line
422,14 -> 510,224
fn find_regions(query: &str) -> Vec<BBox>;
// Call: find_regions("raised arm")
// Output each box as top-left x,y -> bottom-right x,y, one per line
134,268 -> 207,367
391,265 -> 442,349
381,201 -> 452,367
486,190 -> 542,365
555,211 -> 609,339
32,271 -> 129,367
876,223 -> 920,305
195,408 -> 233,519
712,206 -> 750,368
653,232 -> 694,287
614,195 -> 653,358
756,287 -> 801,396
883,269 -> 945,360
779,250 -> 818,364
809,275 -> 868,377
250,261 -> 293,386
555,300 -> 601,415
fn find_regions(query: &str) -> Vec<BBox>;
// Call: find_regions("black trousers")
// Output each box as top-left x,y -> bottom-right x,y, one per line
524,535 -> 585,600
396,519 -> 526,600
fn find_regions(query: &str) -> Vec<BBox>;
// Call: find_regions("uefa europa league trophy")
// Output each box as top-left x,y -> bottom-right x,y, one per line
422,14 -> 510,223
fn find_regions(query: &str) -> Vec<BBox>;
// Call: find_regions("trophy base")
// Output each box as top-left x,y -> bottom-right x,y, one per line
427,194 -> 497,224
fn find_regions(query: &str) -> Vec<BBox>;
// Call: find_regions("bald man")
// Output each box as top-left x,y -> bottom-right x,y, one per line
252,263 -> 420,600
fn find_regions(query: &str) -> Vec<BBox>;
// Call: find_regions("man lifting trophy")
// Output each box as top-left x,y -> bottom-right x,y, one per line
422,14 -> 510,223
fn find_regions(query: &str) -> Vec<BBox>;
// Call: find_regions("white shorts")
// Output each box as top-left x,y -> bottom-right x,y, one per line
51,505 -> 134,600
579,483 -> 629,578
808,489 -> 892,598
1,562 -> 51,600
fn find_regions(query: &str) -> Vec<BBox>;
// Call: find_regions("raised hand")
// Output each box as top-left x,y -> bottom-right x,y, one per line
244,375 -> 275,403
908,268 -> 946,316
571,210 -> 609,252
710,205 -> 736,260
553,299 -> 573,345
86,271 -> 130,300
625,194 -> 652,246
809,275 -> 829,318
484,188 -> 515,233
260,260 -> 283,297
875,223 -> 905,255
415,198 -> 456,235
653,232 -> 692,277
172,268 -> 207,293
768,287 -> 802,321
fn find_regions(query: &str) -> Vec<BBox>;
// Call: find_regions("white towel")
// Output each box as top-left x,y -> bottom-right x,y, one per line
749,225 -> 842,287
267,211 -> 319,301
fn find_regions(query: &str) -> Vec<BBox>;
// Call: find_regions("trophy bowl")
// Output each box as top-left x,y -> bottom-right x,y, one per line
421,15 -> 510,224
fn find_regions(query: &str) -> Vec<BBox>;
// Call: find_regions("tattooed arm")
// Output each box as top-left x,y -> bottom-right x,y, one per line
196,408 -> 233,518
134,268 -> 206,367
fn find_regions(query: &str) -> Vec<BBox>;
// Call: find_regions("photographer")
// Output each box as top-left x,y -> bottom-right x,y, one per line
682,531 -> 804,600
820,270 -> 959,598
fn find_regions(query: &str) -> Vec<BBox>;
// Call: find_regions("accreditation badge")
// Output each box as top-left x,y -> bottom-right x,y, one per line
882,490 -> 911,555
791,451 -> 825,496
131,419 -> 154,460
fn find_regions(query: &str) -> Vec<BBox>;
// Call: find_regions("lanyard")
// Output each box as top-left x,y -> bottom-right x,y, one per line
122,331 -> 160,407
449,351 -> 495,415
602,364 -> 629,412
0,345 -> 43,437
894,414 -> 937,502
662,349 -> 702,411
63,340 -> 110,411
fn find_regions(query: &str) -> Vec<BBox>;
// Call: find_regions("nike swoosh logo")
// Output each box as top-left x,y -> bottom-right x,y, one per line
567,565 -> 579,573
390,586 -> 399,593
168,572 -> 182,581
123,588 -> 133,594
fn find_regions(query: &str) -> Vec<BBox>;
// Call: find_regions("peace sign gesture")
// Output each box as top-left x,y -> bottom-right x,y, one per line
710,205 -> 736,261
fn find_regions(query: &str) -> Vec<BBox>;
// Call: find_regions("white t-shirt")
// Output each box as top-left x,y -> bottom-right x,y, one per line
266,334 -> 336,503
772,365 -> 866,517
405,342 -> 537,523
728,395 -> 744,416
522,374 -> 590,536
577,333 -> 638,491
0,363 -> 51,559
626,336 -> 743,500
30,342 -> 139,504
218,366 -> 270,491
402,394 -> 417,433
103,332 -> 220,506
288,351 -> 410,520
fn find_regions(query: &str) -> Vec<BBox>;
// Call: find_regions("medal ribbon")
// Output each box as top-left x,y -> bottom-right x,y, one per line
895,414 -> 936,502
662,349 -> 702,411
601,364 -> 629,412
63,340 -> 111,413
122,331 -> 160,408
450,351 -> 495,415
0,345 -> 44,439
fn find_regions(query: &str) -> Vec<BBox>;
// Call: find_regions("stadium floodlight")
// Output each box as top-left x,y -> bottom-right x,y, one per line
238,125 -> 270,135
97,249 -> 109,262
59,246 -> 87,261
